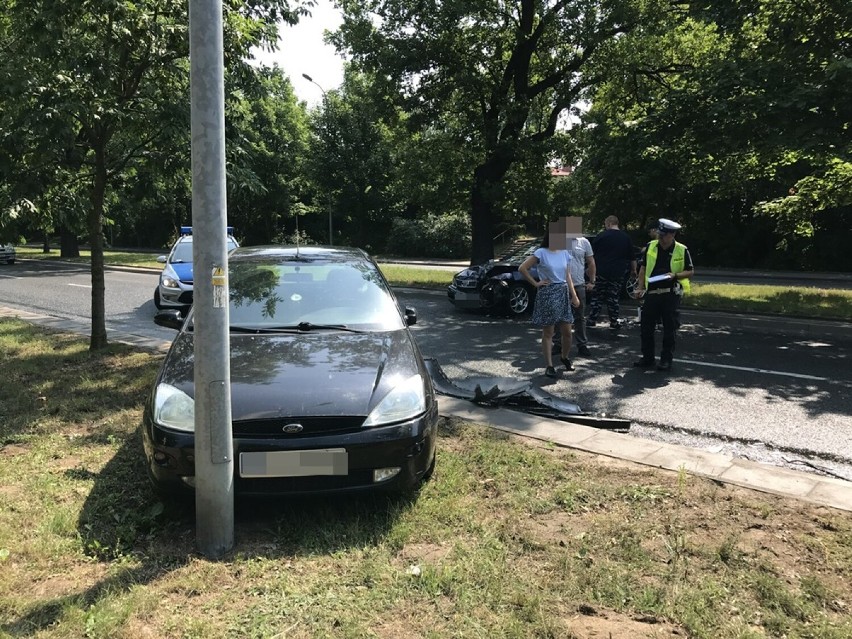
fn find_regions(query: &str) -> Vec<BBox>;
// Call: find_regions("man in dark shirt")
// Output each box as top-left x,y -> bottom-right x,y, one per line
632,218 -> 694,371
588,215 -> 636,331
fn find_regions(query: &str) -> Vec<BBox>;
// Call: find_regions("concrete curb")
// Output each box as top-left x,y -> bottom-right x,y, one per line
438,397 -> 852,513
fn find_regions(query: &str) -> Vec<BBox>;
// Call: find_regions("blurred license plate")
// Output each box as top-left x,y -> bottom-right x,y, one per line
240,449 -> 348,478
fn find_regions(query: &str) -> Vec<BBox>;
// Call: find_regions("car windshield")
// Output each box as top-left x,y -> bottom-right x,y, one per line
170,237 -> 237,263
224,259 -> 405,332
501,239 -> 541,262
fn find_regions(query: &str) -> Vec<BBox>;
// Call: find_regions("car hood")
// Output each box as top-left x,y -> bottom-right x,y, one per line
168,262 -> 193,283
159,329 -> 423,420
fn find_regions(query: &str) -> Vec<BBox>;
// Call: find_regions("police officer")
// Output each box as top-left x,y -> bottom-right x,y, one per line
632,218 -> 694,371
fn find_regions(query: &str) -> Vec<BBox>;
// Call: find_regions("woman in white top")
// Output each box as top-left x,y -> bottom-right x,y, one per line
519,233 -> 581,378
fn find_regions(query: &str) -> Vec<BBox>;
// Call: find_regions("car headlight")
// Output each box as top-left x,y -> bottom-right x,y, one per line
153,383 -> 195,432
161,276 -> 179,289
363,374 -> 426,427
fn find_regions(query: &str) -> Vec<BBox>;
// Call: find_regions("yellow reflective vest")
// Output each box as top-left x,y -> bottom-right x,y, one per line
645,240 -> 691,294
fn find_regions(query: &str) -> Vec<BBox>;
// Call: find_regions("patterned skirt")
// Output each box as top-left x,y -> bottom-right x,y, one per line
531,283 -> 574,327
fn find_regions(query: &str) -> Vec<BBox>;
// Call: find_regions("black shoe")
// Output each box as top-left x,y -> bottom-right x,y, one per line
656,360 -> 672,372
587,319 -> 597,327
577,345 -> 591,357
560,357 -> 575,372
633,358 -> 655,368
609,321 -> 620,331
545,366 -> 559,378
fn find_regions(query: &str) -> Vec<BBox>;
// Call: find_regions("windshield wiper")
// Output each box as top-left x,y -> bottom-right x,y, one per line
295,322 -> 363,333
229,325 -> 298,334
229,323 -> 363,334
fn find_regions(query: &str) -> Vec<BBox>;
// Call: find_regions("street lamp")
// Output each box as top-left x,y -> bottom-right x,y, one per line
302,73 -> 333,246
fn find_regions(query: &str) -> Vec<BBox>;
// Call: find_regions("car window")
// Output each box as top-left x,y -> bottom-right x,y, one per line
226,261 -> 404,332
170,241 -> 193,263
169,237 -> 236,263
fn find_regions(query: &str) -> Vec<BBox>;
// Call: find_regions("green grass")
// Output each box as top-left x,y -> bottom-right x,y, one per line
14,246 -> 852,320
16,246 -> 164,269
2,318 -> 852,638
687,282 -> 852,321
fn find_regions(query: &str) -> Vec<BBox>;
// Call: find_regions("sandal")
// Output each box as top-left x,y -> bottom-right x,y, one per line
560,357 -> 574,372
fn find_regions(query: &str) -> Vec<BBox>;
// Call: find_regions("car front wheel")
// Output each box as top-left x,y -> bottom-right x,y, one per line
153,288 -> 162,309
506,282 -> 532,315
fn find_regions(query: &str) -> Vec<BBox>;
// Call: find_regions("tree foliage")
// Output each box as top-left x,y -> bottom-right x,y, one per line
333,0 -> 674,264
566,0 -> 851,268
0,0 -> 307,348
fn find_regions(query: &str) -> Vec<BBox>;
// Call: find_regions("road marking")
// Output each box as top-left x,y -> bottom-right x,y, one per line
674,358 -> 828,382
67,283 -> 91,288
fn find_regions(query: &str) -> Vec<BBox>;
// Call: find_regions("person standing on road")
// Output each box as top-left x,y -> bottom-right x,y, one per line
588,215 -> 637,332
519,231 -> 581,378
564,232 -> 595,356
632,218 -> 694,372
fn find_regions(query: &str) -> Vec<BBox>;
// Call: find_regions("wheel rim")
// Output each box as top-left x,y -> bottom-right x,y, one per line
508,287 -> 529,314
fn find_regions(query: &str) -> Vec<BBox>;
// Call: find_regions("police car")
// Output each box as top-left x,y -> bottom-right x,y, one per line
0,242 -> 15,264
153,226 -> 238,309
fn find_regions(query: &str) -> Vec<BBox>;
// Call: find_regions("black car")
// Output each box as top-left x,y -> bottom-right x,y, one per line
143,245 -> 438,497
447,237 -> 641,316
447,239 -> 542,316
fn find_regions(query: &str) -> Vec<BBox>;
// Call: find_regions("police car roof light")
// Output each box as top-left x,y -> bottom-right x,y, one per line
179,226 -> 234,236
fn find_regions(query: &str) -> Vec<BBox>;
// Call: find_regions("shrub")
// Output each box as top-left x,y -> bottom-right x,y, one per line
390,212 -> 470,258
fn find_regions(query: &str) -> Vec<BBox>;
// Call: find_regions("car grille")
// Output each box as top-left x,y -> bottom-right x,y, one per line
233,416 -> 367,438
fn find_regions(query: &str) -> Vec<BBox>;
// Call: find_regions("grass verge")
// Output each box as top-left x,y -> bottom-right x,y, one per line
2,318 -> 851,638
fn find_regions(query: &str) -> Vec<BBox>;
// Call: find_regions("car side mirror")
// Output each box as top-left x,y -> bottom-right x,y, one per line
154,309 -> 185,330
156,255 -> 167,263
404,307 -> 417,326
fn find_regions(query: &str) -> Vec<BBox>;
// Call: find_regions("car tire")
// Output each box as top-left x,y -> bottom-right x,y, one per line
506,282 -> 532,316
153,288 -> 162,309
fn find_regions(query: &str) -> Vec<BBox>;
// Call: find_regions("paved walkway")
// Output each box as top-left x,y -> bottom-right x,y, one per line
3,299 -> 852,514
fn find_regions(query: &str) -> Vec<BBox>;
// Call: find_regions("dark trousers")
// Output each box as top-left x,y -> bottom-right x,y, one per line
639,292 -> 681,362
588,273 -> 624,323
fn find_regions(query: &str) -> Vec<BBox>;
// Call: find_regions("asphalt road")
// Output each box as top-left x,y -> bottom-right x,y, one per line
2,260 -> 851,480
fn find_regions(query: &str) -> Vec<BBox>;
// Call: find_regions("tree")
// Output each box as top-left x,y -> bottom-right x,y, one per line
225,67 -> 311,246
563,0 -> 851,268
333,0 -> 672,264
0,0 -> 304,349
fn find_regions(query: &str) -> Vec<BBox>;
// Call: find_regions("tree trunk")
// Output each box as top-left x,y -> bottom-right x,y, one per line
42,230 -> 51,253
88,148 -> 109,350
469,153 -> 513,265
59,227 -> 80,258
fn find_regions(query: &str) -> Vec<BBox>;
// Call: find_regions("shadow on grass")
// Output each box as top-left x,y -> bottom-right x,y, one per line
2,427 -> 415,637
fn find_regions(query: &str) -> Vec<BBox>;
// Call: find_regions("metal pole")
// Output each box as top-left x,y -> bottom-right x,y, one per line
189,0 -> 234,558
302,73 -> 333,245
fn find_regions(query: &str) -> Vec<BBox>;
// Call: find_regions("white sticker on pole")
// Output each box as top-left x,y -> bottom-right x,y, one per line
212,266 -> 227,308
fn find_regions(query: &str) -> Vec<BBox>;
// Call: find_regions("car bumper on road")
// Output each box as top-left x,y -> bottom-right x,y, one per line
142,403 -> 439,496
447,285 -> 483,309
157,285 -> 193,308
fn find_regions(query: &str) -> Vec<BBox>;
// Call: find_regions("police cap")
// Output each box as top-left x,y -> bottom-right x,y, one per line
658,218 -> 682,233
